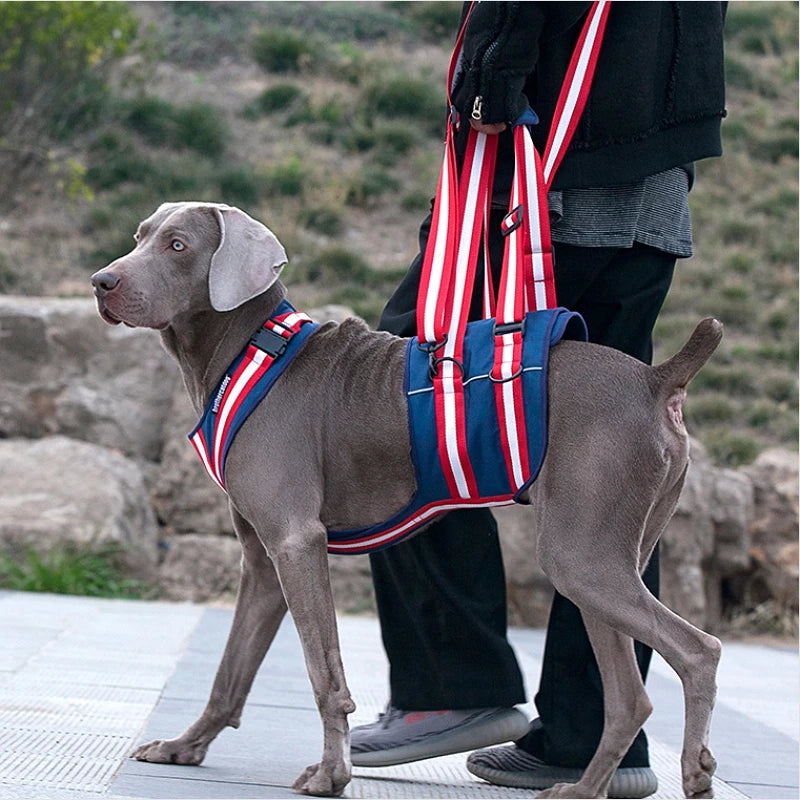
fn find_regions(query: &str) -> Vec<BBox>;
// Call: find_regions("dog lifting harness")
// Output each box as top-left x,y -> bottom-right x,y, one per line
189,2 -> 609,554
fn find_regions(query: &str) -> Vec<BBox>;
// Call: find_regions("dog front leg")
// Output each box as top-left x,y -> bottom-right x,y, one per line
270,524 -> 355,798
133,509 -> 287,766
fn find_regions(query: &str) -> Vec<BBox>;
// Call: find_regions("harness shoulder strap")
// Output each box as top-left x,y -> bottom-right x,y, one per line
188,302 -> 316,491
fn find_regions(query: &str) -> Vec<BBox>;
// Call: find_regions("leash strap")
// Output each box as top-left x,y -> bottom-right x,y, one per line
418,1 -> 609,498
190,307 -> 314,490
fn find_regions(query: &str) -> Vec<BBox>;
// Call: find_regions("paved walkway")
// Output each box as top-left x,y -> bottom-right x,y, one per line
0,591 -> 796,800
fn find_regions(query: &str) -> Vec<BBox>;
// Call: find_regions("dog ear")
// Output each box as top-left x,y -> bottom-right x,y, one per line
208,206 -> 287,312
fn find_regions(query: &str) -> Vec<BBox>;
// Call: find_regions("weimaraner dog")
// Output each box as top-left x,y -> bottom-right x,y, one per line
91,202 -> 723,799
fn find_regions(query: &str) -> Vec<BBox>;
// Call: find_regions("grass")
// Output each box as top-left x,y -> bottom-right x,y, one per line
0,544 -> 148,599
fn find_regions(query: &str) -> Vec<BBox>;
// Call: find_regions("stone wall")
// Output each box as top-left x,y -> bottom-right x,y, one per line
0,295 -> 796,633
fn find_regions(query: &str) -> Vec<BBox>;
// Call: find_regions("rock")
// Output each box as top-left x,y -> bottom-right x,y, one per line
152,383 -> 234,536
307,304 -> 361,324
0,436 -> 158,578
495,505 -> 553,627
158,533 -> 242,602
328,553 -> 376,615
739,449 -> 799,613
659,440 -> 754,631
0,296 -> 178,460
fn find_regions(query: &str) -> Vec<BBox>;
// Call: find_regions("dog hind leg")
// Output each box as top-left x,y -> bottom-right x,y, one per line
540,557 -> 720,799
536,618 -> 652,799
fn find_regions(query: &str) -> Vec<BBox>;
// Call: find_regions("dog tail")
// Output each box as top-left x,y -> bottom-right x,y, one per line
653,318 -> 723,392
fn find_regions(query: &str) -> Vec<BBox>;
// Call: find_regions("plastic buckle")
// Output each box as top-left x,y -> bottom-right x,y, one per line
449,105 -> 460,130
417,335 -> 455,379
250,326 -> 289,358
493,318 -> 526,337
501,205 -> 525,236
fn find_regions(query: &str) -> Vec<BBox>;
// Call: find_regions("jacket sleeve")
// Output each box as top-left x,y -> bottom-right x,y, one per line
451,1 -> 590,125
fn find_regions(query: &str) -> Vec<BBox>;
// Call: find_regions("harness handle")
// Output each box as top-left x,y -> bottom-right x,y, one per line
413,1 -> 610,501
416,0 -> 610,349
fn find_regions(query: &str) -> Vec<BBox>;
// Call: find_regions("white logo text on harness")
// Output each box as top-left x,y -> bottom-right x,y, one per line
212,375 -> 231,414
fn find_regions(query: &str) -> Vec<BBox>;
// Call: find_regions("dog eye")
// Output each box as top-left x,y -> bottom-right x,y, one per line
171,240 -> 185,252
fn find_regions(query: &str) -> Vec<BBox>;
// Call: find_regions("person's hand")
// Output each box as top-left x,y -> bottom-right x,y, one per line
469,119 -> 507,135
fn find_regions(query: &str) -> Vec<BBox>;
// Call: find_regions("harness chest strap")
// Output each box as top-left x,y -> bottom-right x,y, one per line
189,302 -> 316,491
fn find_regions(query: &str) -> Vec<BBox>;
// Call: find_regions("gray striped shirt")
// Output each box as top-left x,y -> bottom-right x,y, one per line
548,167 -> 693,258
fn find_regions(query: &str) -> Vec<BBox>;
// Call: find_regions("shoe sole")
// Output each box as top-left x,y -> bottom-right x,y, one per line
351,709 -> 530,768
467,760 -> 658,799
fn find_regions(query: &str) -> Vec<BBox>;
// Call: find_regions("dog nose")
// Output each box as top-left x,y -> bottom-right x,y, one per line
91,271 -> 120,293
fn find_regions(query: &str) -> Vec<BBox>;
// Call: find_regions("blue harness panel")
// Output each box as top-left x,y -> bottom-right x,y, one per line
190,305 -> 586,555
326,308 -> 586,554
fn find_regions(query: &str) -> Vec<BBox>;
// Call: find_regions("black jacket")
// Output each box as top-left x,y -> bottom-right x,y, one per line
451,1 -> 727,189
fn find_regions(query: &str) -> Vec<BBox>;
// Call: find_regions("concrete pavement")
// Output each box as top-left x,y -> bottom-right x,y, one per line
0,591 -> 796,799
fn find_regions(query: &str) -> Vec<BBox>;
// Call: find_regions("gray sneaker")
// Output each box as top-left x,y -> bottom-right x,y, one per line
466,744 -> 658,799
350,706 -> 530,767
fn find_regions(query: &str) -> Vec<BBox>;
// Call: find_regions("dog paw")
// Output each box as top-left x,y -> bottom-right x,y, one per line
292,761 -> 350,797
683,746 -> 716,798
131,738 -> 207,766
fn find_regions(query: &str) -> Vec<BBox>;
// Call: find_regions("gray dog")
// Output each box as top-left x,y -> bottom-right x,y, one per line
91,202 -> 723,799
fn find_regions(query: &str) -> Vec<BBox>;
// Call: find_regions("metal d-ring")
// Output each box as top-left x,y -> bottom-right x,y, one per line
489,365 -> 524,383
429,355 -> 465,380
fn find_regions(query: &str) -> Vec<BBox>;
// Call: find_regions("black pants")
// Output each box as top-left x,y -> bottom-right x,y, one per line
373,210 -> 675,768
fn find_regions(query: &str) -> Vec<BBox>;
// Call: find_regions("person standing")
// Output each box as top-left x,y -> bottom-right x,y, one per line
351,3 -> 726,798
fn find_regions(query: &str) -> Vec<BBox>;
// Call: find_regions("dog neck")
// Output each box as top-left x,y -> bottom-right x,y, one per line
161,282 -> 287,413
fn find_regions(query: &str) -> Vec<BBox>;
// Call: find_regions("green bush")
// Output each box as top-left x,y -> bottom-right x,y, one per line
345,167 -> 400,208
763,375 -> 798,404
362,75 -> 444,133
218,167 -> 262,207
685,394 -> 736,425
253,83 -> 306,114
262,155 -> 308,197
691,365 -> 759,396
705,430 -> 761,467
122,96 -> 228,159
401,189 -> 432,212
397,2 -> 462,43
252,27 -> 318,73
177,102 -> 227,159
304,247 -> 373,283
299,206 -> 345,237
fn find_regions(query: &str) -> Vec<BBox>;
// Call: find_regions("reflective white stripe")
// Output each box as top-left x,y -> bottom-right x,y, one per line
327,498 -> 517,552
441,361 -> 471,497
543,2 -> 607,184
407,365 -> 543,396
213,350 -> 266,479
447,132 -> 487,347
423,149 -> 452,343
278,312 -> 310,328
534,280 -> 549,310
501,378 -> 525,488
190,433 -> 225,491
523,131 -> 547,287
497,333 -> 525,488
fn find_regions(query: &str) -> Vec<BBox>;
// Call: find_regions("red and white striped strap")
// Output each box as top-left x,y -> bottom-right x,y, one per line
417,1 -> 609,497
542,0 -> 611,189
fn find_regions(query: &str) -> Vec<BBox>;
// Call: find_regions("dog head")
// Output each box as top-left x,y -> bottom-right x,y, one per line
91,202 -> 287,328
